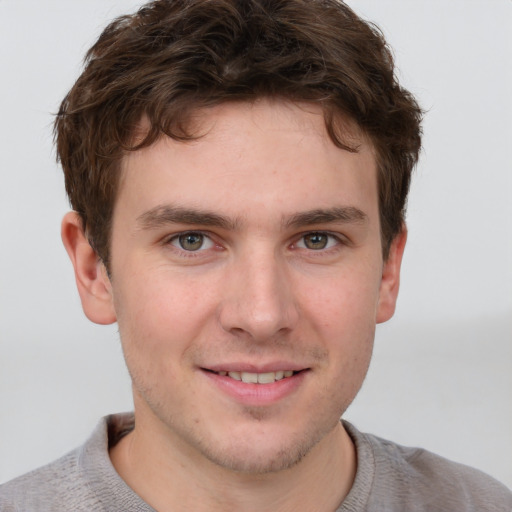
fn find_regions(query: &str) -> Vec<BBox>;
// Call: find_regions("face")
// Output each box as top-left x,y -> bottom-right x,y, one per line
96,100 -> 403,473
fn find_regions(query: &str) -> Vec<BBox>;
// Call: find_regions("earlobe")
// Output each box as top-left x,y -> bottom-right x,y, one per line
376,227 -> 407,324
61,211 -> 117,325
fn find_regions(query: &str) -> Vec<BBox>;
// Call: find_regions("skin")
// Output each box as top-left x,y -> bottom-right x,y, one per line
62,99 -> 406,512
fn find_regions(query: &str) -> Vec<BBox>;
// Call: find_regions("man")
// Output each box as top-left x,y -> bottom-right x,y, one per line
1,0 -> 510,510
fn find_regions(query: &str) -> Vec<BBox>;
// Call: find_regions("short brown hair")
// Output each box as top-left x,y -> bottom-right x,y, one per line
55,0 -> 422,266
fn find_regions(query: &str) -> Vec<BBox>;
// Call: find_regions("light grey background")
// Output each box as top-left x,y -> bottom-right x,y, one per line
0,0 -> 511,488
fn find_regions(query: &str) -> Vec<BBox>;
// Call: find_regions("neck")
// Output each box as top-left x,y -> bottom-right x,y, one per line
110,413 -> 356,512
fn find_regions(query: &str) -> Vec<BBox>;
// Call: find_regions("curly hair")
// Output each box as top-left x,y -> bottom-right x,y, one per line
55,0 -> 422,266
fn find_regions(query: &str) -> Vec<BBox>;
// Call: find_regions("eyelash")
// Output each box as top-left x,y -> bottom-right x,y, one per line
166,231 -> 218,256
293,232 -> 344,252
163,230 -> 346,257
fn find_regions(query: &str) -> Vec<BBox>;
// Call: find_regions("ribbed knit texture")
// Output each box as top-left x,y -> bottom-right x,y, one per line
1,414 -> 510,511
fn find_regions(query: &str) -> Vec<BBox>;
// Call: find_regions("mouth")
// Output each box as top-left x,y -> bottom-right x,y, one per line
204,369 -> 301,384
201,366 -> 309,404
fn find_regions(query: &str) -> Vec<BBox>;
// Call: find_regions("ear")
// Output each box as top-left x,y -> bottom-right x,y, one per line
61,211 -> 117,325
376,226 -> 407,324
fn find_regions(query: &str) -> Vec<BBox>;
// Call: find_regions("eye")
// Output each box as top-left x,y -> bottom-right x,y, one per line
296,232 -> 340,250
169,232 -> 214,252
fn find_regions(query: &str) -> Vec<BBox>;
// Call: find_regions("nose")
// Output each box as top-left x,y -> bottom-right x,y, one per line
218,248 -> 300,342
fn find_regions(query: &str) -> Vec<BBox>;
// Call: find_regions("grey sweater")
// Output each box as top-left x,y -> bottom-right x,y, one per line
1,413 -> 511,511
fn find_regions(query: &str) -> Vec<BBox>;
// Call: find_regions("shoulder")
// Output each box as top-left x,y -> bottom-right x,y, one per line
343,422 -> 512,512
0,414 -> 145,512
0,415 -> 118,512
0,447 -> 103,511
371,434 -> 511,509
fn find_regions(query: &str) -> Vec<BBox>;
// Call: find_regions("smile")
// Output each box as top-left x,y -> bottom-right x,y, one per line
213,370 -> 296,384
202,367 -> 308,404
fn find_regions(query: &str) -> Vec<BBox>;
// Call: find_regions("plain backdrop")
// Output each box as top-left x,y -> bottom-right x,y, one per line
0,0 -> 511,489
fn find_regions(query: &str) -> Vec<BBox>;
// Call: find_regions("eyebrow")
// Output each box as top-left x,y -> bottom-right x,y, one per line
284,206 -> 368,229
136,205 -> 240,231
137,204 -> 368,232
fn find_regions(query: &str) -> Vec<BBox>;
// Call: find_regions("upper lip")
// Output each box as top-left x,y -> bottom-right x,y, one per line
203,362 -> 309,373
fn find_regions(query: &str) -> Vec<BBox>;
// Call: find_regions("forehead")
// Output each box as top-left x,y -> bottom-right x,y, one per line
116,100 -> 378,226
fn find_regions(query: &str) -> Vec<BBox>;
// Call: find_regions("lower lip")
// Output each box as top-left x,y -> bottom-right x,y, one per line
202,370 -> 308,406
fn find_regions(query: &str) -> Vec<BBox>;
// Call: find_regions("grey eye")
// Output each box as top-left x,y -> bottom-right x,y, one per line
296,232 -> 339,251
171,232 -> 213,251
302,233 -> 329,250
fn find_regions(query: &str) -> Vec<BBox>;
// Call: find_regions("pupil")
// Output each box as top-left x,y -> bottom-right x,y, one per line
179,233 -> 203,251
305,233 -> 327,250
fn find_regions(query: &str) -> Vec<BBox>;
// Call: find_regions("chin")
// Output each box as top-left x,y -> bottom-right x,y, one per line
202,439 -> 311,474
197,419 -> 339,475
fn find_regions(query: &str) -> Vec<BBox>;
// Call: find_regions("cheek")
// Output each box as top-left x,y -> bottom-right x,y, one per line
116,263 -> 212,321
113,270 -> 207,357
305,267 -> 382,331
303,268 -> 379,383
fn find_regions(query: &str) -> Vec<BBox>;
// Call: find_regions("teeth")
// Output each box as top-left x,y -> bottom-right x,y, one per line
221,370 -> 295,384
257,372 -> 276,384
241,372 -> 258,383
